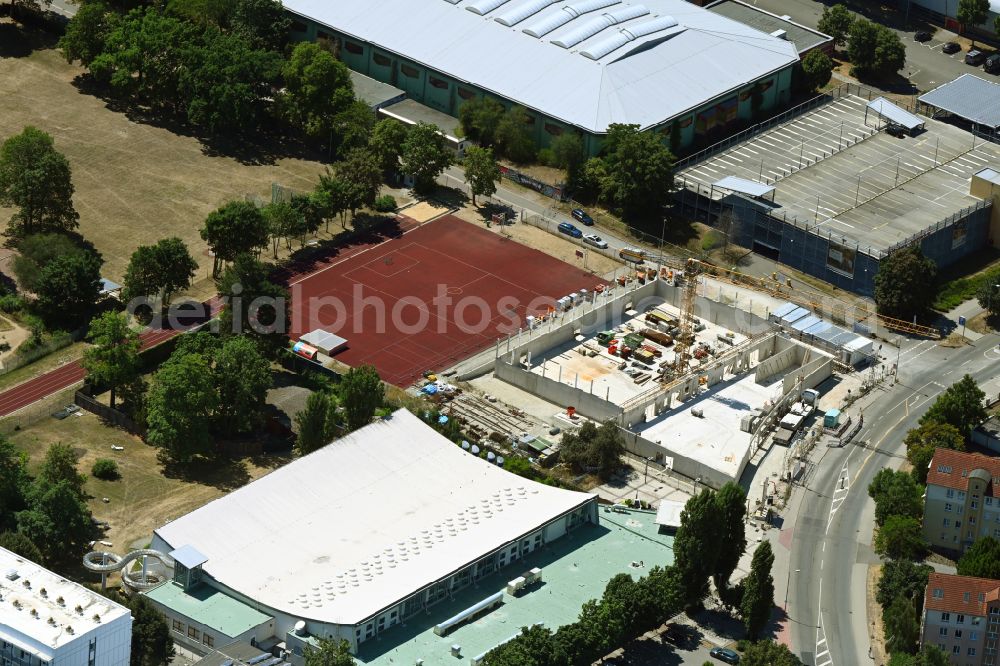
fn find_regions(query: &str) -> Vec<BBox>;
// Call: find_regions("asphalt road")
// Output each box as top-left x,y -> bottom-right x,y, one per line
788,334 -> 1000,666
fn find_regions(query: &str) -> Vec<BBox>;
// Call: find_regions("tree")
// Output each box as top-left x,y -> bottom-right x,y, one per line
457,97 -> 506,146
873,246 -> 937,320
463,146 -> 501,206
957,0 -> 991,45
339,365 -> 384,431
741,541 -> 775,639
0,126 -> 80,239
875,515 -> 926,560
146,353 -> 217,462
0,532 -> 44,563
868,468 -> 923,527
331,100 -> 375,158
673,488 -> 720,606
593,123 -> 674,224
956,536 -> 1000,579
91,459 -> 120,480
37,442 -> 86,499
742,640 -> 804,666
481,624 -> 557,666
201,200 -> 270,276
817,4 -> 854,48
213,335 -> 271,436
217,254 -> 289,354
228,0 -> 290,52
550,133 -> 585,182
800,49 -> 834,92
303,637 -> 355,666
974,268 -> 1000,317
334,148 -> 383,219
495,106 -> 536,164
558,420 -> 624,480
59,1 -> 116,67
123,237 -> 198,307
33,250 -> 103,330
920,374 -> 987,435
11,232 -> 81,293
877,559 -> 933,611
127,594 -> 176,666
848,19 -> 906,79
263,201 -> 303,257
904,422 -> 964,484
314,175 -> 350,232
82,311 -> 141,409
295,391 -> 341,454
281,41 -> 354,140
16,480 -> 92,565
884,595 -> 920,656
0,438 -> 30,533
400,122 -> 453,194
368,118 -> 409,176
889,646 -> 951,666
713,482 -> 748,594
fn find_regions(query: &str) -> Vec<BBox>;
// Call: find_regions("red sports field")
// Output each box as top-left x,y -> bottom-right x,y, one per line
288,215 -> 602,387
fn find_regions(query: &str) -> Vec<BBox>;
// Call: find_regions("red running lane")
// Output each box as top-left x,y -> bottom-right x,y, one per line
0,296 -> 224,417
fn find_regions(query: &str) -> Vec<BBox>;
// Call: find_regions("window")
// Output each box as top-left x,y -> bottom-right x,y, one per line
942,612 -> 951,621
973,616 -> 982,625
947,489 -> 956,498
958,614 -> 966,624
988,497 -> 994,506
944,518 -> 952,526
971,631 -> 979,640
972,501 -> 979,509
290,20 -> 307,32
979,594 -> 987,603
428,76 -> 448,89
953,645 -> 961,654
955,629 -> 963,638
940,466 -> 954,474
372,53 -> 391,67
959,491 -> 967,500
544,123 -> 563,136
940,627 -> 949,636
457,87 -> 477,100
187,626 -> 200,640
958,506 -> 965,515
970,516 -> 977,525
400,64 -> 420,78
969,648 -> 977,656
994,529 -> 1000,538
965,592 -> 972,603
939,643 -> 947,652
946,503 -> 954,512
935,589 -> 945,599
343,41 -> 363,55
956,521 -> 962,528
202,634 -> 214,648
172,620 -> 184,633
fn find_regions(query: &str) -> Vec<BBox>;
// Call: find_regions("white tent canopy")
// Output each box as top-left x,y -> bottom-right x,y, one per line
866,96 -> 924,131
712,175 -> 775,199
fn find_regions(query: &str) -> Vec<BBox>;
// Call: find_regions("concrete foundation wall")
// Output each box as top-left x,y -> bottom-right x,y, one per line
494,360 -> 621,421
783,354 -> 833,393
624,430 -> 737,490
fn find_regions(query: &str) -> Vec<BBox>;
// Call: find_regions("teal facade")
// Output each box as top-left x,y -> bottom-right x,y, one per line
289,16 -> 797,157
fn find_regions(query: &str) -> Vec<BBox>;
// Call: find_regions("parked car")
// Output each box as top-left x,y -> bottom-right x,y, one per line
710,647 -> 741,664
985,54 -> 1000,74
966,49 -> 986,66
557,221 -> 583,238
886,121 -> 907,138
572,208 -> 594,225
942,41 -> 961,54
914,30 -> 932,42
583,233 -> 608,248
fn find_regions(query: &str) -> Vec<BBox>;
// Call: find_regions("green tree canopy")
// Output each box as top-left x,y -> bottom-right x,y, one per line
480,625 -> 557,666
368,118 -> 409,176
37,442 -> 87,500
0,438 -> 30,533
868,468 -> 924,527
558,420 -> 625,480
0,126 -> 80,239
957,0 -> 991,31
201,200 -> 270,276
263,201 -> 304,257
217,254 -> 289,354
742,640 -> 804,666
16,479 -> 93,565
303,637 -> 355,666
127,593 -> 176,666
295,391 -> 341,455
673,488 -> 720,606
875,515 -> 927,560
713,482 -> 748,595
920,374 -> 987,434
82,311 -> 141,409
339,365 -> 384,431
888,645 -> 950,666
800,49 -> 834,92
956,536 -> 1000,579
550,132 -> 585,183
592,123 -> 674,224
213,335 -> 272,436
12,232 -> 82,292
334,148 -> 383,219
974,269 -> 1000,317
228,0 -> 290,52
0,532 -> 44,563
904,422 -> 964,484
146,352 -> 217,462
495,106 -> 536,163
400,122 -> 453,194
877,559 -> 933,612
873,246 -> 937,319
462,145 -> 502,206
847,18 -> 906,79
884,595 -> 920,656
33,249 -> 103,330
741,541 -> 775,639
281,41 -> 354,140
458,97 -> 506,146
123,236 -> 198,307
59,0 -> 116,67
817,4 -> 854,47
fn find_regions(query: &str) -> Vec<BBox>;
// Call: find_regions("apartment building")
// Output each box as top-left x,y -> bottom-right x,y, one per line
923,449 -> 1000,553
921,572 -> 1000,665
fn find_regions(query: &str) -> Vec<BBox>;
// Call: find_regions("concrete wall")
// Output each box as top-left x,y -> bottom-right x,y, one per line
623,430 -> 739,490
783,354 -> 833,393
495,359 -> 622,421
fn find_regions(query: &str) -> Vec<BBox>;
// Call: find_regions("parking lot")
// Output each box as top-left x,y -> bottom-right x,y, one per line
678,94 -> 877,191
771,118 -> 1000,250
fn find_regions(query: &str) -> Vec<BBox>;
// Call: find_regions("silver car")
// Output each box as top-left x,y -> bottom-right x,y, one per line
583,234 -> 608,249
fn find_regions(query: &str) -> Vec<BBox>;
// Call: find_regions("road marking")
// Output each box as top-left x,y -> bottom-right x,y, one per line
815,577 -> 833,666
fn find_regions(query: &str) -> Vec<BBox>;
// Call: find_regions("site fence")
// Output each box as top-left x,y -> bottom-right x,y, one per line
498,165 -> 567,201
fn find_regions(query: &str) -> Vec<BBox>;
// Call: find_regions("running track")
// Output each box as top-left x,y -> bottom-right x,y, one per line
0,214 -> 422,418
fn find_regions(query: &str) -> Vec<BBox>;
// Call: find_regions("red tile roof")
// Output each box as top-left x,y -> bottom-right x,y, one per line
926,448 -> 1000,498
924,572 -> 1000,616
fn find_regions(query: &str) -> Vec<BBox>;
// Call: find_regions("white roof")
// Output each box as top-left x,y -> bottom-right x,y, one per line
284,0 -> 799,133
713,175 -> 775,198
867,96 -> 924,130
654,500 -> 684,527
0,547 -> 130,655
154,409 -> 592,626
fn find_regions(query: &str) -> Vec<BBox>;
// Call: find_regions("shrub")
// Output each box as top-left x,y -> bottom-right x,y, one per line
0,293 -> 24,314
701,230 -> 723,252
91,459 -> 120,480
373,195 -> 397,213
537,148 -> 556,166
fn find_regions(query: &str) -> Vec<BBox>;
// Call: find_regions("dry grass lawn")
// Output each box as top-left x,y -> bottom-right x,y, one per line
0,26 -> 328,282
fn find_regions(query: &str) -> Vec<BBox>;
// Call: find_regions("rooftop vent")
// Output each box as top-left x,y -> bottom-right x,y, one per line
66,626 -> 75,635
92,613 -> 101,623
39,587 -> 47,598
22,579 -> 30,589
30,609 -> 39,618
57,596 -> 65,606
4,569 -> 19,581
74,605 -> 84,614
47,617 -> 56,626
769,29 -> 787,39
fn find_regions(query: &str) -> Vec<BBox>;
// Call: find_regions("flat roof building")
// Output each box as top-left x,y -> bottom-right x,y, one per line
148,409 -> 597,660
0,547 -> 132,666
283,0 -> 801,154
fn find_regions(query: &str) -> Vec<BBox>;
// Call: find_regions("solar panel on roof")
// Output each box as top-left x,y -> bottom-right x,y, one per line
466,0 -> 512,15
494,0 -> 557,26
